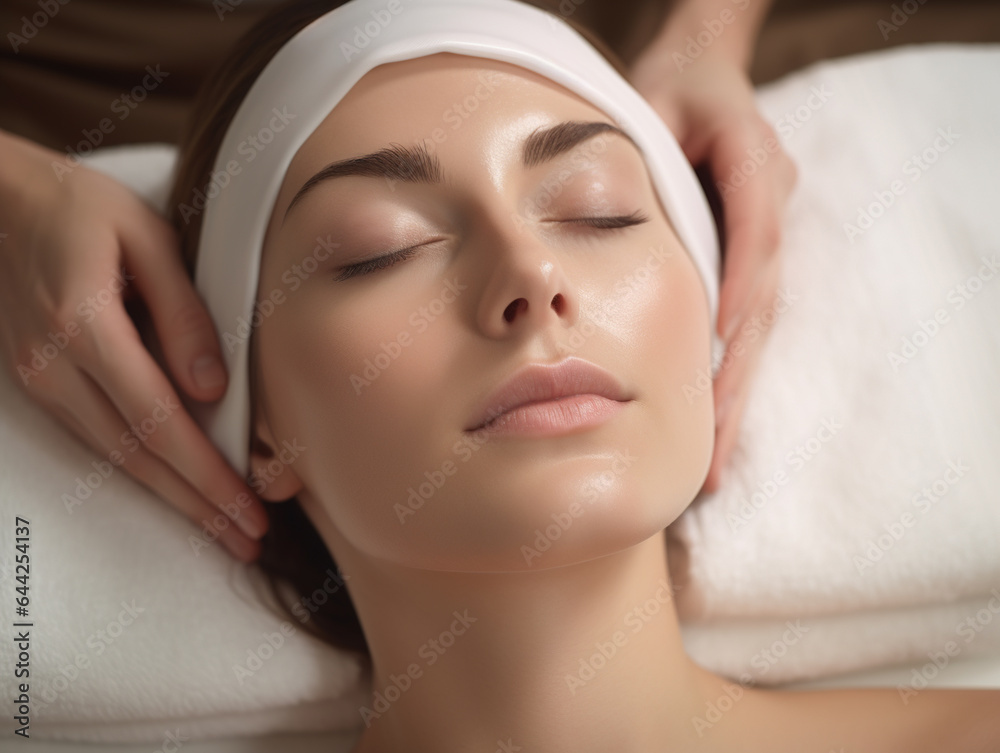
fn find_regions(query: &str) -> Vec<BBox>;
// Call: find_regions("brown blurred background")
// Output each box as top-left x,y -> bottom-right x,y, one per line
2,0 -> 998,151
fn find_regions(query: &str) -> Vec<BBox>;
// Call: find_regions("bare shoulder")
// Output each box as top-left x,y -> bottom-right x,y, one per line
692,667 -> 1000,753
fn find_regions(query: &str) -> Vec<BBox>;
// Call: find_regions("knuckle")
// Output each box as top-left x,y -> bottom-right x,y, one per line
20,370 -> 54,399
195,467 -> 237,509
169,301 -> 213,341
114,446 -> 155,481
110,446 -> 173,495
10,339 -> 39,377
138,424 -> 171,455
64,322 -> 102,367
12,341 -> 60,395
47,304 -> 80,336
46,297 -> 103,348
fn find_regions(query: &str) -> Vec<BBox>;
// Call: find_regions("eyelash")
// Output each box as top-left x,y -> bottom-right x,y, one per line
332,210 -> 650,281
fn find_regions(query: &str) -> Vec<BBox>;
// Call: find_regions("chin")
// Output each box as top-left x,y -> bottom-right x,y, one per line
435,443 -> 708,573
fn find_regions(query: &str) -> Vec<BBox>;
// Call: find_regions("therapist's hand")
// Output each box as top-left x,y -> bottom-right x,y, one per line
630,52 -> 797,493
0,129 -> 268,560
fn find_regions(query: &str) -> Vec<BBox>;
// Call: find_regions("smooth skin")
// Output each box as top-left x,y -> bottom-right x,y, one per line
0,0 -> 784,556
246,54 -> 999,753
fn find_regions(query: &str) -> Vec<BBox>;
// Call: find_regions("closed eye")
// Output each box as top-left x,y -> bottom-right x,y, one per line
560,210 -> 649,229
332,210 -> 649,281
333,243 -> 430,281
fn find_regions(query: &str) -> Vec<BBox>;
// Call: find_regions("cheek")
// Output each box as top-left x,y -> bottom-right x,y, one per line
642,242 -> 715,500
641,243 -> 713,402
256,282 -> 469,557
594,229 -> 715,512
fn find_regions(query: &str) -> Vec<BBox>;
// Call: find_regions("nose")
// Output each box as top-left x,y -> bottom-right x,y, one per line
473,217 -> 581,339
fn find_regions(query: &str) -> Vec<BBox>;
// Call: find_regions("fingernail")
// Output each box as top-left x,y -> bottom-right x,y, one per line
192,354 -> 226,392
222,530 -> 258,562
234,507 -> 267,539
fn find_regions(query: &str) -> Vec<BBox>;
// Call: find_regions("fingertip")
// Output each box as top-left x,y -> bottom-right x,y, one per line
233,498 -> 270,540
222,530 -> 261,563
701,464 -> 720,495
250,503 -> 272,539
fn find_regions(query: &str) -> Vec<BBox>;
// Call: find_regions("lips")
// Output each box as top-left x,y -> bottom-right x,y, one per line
465,356 -> 631,432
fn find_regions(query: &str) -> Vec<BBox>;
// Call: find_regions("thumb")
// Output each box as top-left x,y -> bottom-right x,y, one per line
119,204 -> 228,402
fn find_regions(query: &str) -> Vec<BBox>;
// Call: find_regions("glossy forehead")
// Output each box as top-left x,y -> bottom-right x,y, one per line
270,53 -> 638,218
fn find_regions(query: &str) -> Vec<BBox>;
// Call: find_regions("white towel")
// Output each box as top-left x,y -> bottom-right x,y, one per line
0,362 -> 370,741
0,43 -> 997,743
675,43 -> 1000,685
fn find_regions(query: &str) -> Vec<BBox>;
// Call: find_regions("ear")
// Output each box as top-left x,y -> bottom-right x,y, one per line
248,409 -> 305,503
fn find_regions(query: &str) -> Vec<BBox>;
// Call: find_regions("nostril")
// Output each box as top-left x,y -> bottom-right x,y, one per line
503,298 -> 526,323
551,293 -> 564,313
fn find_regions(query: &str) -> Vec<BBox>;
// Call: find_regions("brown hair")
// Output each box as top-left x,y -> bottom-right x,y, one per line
167,0 -> 629,662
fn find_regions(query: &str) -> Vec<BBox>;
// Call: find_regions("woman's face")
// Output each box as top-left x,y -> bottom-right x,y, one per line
251,53 -> 714,572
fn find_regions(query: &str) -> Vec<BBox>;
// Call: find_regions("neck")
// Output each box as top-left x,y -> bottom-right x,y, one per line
316,512 -> 724,753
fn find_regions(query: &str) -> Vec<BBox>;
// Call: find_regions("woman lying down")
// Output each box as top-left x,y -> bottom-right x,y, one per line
157,0 -> 1000,749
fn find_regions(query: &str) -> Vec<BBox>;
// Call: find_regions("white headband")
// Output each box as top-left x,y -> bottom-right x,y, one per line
193,0 -> 720,476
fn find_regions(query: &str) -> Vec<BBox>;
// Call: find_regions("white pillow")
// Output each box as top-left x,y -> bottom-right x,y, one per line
675,43 -> 1000,685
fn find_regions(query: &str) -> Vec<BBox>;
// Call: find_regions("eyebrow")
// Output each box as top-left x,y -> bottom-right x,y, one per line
282,120 -> 639,223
